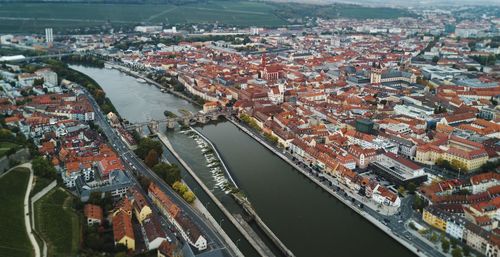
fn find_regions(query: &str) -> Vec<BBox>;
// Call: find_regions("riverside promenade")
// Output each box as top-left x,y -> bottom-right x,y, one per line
156,132 -> 280,257
191,127 -> 295,257
227,118 -> 430,257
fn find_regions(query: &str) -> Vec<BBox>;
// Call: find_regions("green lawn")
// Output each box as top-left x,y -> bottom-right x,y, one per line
0,141 -> 19,158
30,176 -> 53,197
0,142 -> 18,149
0,168 -> 34,257
34,188 -> 80,257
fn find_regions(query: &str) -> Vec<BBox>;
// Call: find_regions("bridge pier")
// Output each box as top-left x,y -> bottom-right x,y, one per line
166,119 -> 176,130
136,126 -> 143,136
196,115 -> 207,124
148,120 -> 160,134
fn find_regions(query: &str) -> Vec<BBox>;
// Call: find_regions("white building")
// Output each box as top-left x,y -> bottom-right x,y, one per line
45,28 -> 53,44
134,26 -> 162,33
35,68 -> 58,86
394,103 -> 434,120
446,218 -> 465,241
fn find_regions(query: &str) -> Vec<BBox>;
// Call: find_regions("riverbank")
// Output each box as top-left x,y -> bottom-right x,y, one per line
190,128 -> 239,189
105,62 -> 202,107
156,133 -> 278,257
227,118 -> 428,257
73,64 -> 421,257
189,127 -> 295,257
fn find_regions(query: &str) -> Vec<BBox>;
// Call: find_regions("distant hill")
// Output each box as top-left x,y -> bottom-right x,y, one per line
0,0 -> 417,34
0,0 -> 213,4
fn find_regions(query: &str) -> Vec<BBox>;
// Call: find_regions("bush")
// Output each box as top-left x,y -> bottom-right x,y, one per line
441,238 -> 450,253
264,132 -> 279,145
182,191 -> 196,204
240,114 -> 262,132
172,181 -> 188,195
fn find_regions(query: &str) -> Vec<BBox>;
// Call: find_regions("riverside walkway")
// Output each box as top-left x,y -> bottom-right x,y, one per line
228,118 -> 431,257
156,132 -> 278,257
190,127 -> 295,257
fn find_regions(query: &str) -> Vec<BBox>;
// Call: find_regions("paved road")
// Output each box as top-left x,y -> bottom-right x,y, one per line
16,163 -> 41,257
82,87 -> 235,256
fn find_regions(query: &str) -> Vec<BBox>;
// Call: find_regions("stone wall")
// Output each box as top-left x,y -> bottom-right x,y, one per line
0,148 -> 30,175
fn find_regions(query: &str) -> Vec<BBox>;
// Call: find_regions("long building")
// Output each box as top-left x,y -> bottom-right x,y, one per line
148,183 -> 207,251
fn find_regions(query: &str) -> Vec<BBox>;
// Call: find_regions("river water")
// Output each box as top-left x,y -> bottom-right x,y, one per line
71,65 -> 414,257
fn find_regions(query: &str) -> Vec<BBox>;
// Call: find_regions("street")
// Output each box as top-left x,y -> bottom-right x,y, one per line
82,87 -> 236,257
230,118 -> 446,257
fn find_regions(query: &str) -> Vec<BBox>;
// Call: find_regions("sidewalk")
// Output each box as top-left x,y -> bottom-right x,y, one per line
230,118 -> 398,215
18,162 -> 41,257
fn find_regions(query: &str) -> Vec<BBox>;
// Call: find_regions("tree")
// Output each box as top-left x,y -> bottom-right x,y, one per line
137,175 -> 152,191
407,182 -> 417,194
463,245 -> 470,256
152,162 -> 181,185
451,248 -> 463,257
135,137 -> 163,159
450,159 -> 467,173
436,158 -> 451,170
172,181 -> 188,195
33,78 -> 44,86
430,233 -> 439,242
144,149 -> 159,168
434,105 -> 447,114
450,238 -> 458,249
182,191 -> 196,203
397,186 -> 406,196
441,238 -> 450,253
412,195 -> 427,212
480,160 -> 500,172
32,156 -> 57,179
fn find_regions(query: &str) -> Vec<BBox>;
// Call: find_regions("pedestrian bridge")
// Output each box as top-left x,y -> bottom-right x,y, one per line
124,109 -> 233,134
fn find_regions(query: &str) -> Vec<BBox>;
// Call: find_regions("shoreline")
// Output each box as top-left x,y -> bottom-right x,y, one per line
69,66 -> 243,257
155,133 -> 279,257
72,63 -> 437,257
226,118 -> 429,257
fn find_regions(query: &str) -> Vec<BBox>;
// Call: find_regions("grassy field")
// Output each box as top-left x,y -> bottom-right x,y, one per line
0,1 -> 286,33
0,1 -> 416,33
0,141 -> 18,158
34,188 -> 80,257
30,176 -> 53,197
0,167 -> 33,257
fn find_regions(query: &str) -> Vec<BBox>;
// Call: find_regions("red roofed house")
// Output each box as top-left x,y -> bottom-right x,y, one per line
112,199 -> 135,251
98,156 -> 125,178
84,204 -> 103,226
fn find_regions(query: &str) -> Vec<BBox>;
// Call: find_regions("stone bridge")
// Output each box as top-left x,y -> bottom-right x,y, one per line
125,109 -> 233,134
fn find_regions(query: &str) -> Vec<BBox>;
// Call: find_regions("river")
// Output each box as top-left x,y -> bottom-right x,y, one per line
71,65 -> 414,257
